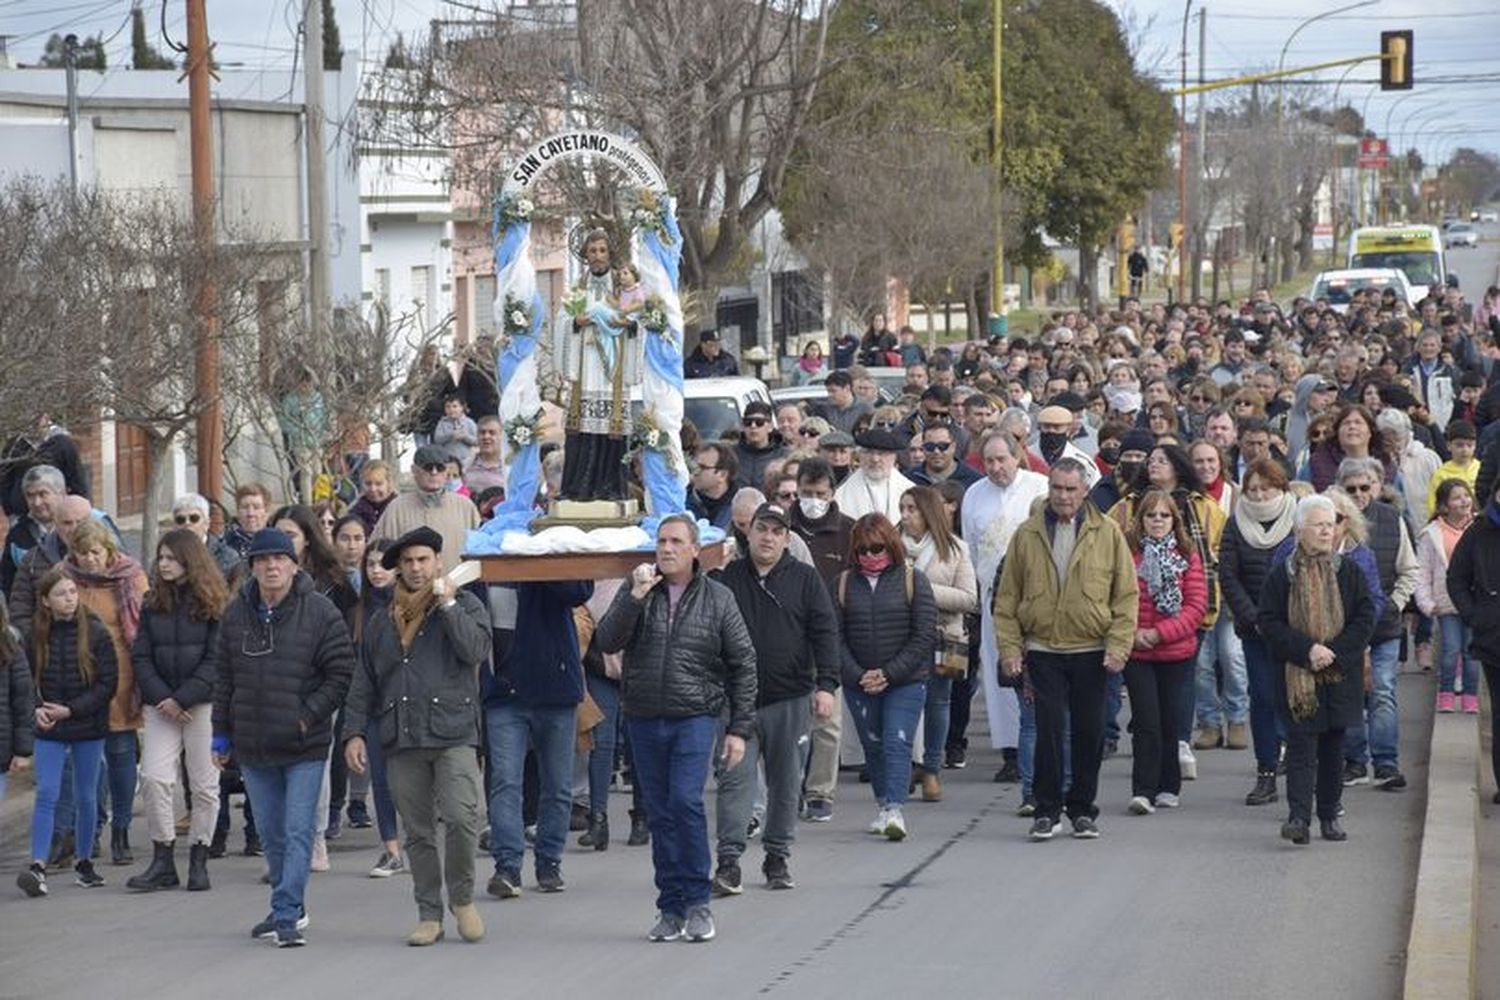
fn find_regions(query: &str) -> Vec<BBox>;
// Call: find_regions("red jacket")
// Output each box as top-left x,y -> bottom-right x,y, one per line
1131,547 -> 1207,663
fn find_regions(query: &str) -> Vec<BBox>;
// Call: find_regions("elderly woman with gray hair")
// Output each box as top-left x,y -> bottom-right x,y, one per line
1258,495 -> 1376,845
1374,408 -> 1440,534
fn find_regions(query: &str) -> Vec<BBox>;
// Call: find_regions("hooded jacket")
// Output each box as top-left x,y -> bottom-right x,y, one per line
1283,373 -> 1327,466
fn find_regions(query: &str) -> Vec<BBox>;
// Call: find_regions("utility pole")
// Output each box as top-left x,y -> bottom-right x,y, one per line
62,33 -> 79,193
991,0 -> 1005,331
1191,7 -> 1205,303
1176,0 -> 1192,307
186,0 -> 222,518
304,0 -> 330,344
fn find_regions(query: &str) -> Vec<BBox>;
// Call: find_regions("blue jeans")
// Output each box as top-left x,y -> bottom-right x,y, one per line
845,681 -> 925,809
1438,614 -> 1481,695
102,730 -> 137,829
921,676 -> 953,773
242,759 -> 326,928
1344,637 -> 1401,769
1019,692 -> 1071,803
1104,672 -> 1124,743
486,702 -> 576,873
365,719 -> 399,843
627,714 -> 717,917
1242,636 -> 1282,772
1195,615 -> 1248,727
30,738 -> 104,863
585,674 -> 622,814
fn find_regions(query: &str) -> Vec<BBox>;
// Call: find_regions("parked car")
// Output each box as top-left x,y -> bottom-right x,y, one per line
628,375 -> 770,443
1481,210 -> 1498,223
1306,268 -> 1417,315
769,367 -> 907,407
1446,223 -> 1479,249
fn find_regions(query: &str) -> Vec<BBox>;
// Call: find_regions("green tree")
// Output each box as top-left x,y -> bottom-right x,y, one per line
322,0 -> 343,71
38,33 -> 107,70
130,7 -> 175,70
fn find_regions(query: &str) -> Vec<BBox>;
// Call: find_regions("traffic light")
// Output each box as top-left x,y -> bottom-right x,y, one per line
1381,30 -> 1412,91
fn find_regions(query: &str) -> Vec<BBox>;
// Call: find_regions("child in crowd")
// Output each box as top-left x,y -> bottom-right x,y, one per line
1428,419 -> 1478,517
18,570 -> 117,897
433,395 -> 478,467
349,460 -> 396,534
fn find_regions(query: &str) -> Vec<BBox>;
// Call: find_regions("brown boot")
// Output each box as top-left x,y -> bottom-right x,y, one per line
920,769 -> 943,802
407,920 -> 445,947
1225,722 -> 1250,750
452,903 -> 485,943
1191,727 -> 1222,751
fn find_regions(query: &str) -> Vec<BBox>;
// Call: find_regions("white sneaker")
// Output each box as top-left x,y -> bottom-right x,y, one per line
868,808 -> 890,835
1155,792 -> 1181,809
1178,741 -> 1198,781
883,807 -> 908,841
1128,795 -> 1155,815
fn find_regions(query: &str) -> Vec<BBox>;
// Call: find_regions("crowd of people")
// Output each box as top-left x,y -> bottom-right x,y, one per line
3,279 -> 1500,945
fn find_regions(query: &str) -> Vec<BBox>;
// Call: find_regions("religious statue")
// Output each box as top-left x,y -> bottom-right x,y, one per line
550,228 -> 644,504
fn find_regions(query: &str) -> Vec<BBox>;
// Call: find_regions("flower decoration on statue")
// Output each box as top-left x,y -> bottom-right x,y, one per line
495,193 -> 534,230
502,294 -> 533,339
503,409 -> 543,451
625,189 -> 674,245
623,407 -> 679,470
637,294 -> 675,348
561,288 -> 589,320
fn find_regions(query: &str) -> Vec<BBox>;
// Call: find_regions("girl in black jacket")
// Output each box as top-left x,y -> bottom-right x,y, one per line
19,568 -> 117,897
127,529 -> 227,892
837,514 -> 938,843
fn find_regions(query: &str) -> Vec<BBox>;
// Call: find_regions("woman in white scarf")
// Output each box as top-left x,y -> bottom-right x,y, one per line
1217,458 -> 1299,808
899,486 -> 977,804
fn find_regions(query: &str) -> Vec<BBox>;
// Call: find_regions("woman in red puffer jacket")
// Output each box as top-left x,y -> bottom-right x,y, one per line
1122,489 -> 1207,817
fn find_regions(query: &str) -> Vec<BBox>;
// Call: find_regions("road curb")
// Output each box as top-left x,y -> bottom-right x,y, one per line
1403,712 -> 1478,1000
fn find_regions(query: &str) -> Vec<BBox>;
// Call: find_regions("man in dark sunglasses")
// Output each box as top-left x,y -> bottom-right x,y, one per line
369,444 -> 479,575
908,424 -> 979,487
172,492 -> 241,580
732,401 -> 788,493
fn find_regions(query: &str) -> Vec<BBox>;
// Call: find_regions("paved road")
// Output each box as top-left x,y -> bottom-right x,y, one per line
0,673 -> 1432,1000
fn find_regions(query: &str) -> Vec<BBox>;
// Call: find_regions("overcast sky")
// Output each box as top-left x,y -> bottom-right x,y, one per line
3,0 -> 1496,161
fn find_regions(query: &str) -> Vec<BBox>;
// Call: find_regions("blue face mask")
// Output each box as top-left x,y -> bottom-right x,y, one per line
446,479 -> 461,492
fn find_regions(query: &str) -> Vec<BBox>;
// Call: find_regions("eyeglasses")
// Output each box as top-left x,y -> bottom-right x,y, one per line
173,513 -> 203,525
1142,510 -> 1174,520
1345,482 -> 1375,493
873,421 -> 898,429
1189,395 -> 1209,402
776,490 -> 798,502
924,411 -> 951,422
922,442 -> 952,453
743,417 -> 769,428
419,462 -> 447,473
693,464 -> 721,474
799,428 -> 821,438
855,544 -> 886,556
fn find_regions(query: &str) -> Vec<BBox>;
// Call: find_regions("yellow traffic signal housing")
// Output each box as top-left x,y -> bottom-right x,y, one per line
1169,222 -> 1184,249
1381,31 -> 1412,91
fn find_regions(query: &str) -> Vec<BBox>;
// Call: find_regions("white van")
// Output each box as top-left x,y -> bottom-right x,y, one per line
629,376 -> 771,442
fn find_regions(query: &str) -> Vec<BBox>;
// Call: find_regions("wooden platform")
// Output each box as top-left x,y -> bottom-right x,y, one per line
467,541 -> 728,582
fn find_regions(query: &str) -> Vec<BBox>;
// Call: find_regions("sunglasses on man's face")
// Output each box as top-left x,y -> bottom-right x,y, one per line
420,462 -> 447,473
923,442 -> 952,453
743,417 -> 769,428
173,513 -> 203,525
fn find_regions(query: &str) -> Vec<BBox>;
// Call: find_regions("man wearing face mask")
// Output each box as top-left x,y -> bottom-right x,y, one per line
786,458 -> 855,824
835,428 -> 914,523
1090,429 -> 1152,516
1035,406 -> 1099,489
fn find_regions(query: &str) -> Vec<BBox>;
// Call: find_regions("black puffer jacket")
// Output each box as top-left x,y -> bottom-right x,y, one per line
837,564 -> 938,688
1,629 -> 34,768
27,613 -> 117,742
1218,514 -> 1294,640
213,572 -> 355,768
1448,512 -> 1500,663
596,569 -> 758,737
132,597 -> 221,709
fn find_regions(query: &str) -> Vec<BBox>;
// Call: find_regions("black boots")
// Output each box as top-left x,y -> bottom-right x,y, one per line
578,811 -> 609,851
1245,770 -> 1279,806
126,842 -> 180,891
46,831 -> 76,871
186,844 -> 211,891
627,810 -> 650,847
110,825 -> 133,866
208,829 -> 228,859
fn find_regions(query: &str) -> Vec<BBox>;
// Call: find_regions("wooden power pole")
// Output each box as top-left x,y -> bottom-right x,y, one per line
186,0 -> 222,519
304,0 -> 330,343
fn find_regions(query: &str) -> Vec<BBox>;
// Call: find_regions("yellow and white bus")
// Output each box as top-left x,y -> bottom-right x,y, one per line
1347,224 -> 1447,290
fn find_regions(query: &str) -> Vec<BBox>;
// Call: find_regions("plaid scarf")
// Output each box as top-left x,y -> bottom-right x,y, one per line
1285,545 -> 1346,722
